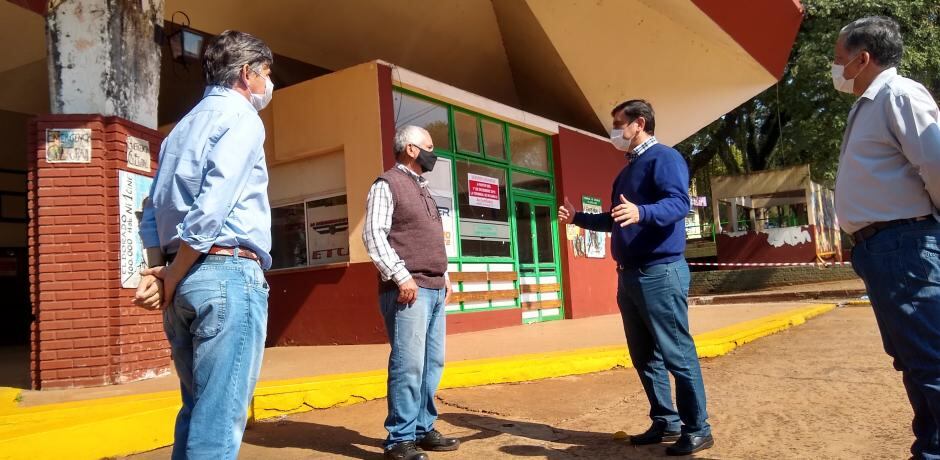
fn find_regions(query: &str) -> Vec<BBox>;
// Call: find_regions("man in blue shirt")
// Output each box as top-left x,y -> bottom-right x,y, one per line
559,100 -> 712,456
133,30 -> 273,460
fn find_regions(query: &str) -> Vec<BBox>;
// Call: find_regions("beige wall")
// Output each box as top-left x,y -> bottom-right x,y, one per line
526,0 -> 777,146
268,62 -> 386,263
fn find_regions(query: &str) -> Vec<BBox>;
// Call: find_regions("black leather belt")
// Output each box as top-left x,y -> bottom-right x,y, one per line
852,215 -> 930,244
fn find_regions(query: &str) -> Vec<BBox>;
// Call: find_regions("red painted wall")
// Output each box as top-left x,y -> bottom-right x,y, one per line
715,225 -> 817,267
554,127 -> 622,319
266,263 -> 386,346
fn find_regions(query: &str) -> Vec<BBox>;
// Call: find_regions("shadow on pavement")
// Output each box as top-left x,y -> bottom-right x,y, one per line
243,419 -> 384,459
440,412 -> 719,459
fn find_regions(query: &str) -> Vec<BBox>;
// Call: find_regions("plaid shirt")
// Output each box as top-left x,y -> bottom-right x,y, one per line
627,136 -> 659,162
363,163 -> 439,285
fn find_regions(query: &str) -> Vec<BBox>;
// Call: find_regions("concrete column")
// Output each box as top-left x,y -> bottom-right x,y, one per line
46,0 -> 164,129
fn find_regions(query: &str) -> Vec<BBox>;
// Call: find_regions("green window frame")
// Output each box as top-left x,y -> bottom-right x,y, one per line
393,88 -> 560,317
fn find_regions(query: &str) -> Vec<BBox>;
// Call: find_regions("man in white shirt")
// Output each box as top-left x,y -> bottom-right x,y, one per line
833,16 -> 940,459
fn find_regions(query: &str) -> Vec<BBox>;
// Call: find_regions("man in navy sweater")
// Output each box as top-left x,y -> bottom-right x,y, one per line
559,100 -> 712,456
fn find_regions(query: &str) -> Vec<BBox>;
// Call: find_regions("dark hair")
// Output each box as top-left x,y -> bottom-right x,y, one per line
611,99 -> 655,135
841,16 -> 903,68
202,30 -> 274,87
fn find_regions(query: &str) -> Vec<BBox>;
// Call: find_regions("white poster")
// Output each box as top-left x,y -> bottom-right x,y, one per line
46,128 -> 92,164
126,136 -> 151,172
306,198 -> 350,265
119,170 -> 153,288
467,173 -> 500,209
423,157 -> 457,258
582,196 -> 606,259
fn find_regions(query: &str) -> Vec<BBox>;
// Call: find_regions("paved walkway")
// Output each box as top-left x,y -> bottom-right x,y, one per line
22,301 -> 812,407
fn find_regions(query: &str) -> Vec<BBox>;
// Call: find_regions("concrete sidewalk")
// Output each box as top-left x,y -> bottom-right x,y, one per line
0,300 -> 842,460
21,301 -> 817,407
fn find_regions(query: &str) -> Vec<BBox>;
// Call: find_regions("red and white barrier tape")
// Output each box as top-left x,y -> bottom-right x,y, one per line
687,261 -> 852,267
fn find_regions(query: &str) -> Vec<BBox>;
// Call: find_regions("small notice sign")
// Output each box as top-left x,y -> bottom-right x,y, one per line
45,128 -> 92,164
468,173 -> 500,209
126,136 -> 151,172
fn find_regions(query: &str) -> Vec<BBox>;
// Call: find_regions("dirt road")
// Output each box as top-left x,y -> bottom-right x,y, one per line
132,306 -> 912,459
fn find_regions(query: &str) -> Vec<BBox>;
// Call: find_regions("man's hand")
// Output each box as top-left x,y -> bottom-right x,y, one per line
397,278 -> 419,304
160,263 -> 187,310
612,194 -> 640,227
558,196 -> 576,223
133,272 -> 164,310
444,277 -> 453,304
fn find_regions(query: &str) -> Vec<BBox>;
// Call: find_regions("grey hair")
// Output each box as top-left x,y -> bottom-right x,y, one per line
840,16 -> 903,68
202,30 -> 274,88
393,125 -> 430,157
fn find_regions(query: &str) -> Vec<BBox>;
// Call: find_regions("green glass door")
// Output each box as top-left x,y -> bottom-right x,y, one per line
513,196 -> 563,323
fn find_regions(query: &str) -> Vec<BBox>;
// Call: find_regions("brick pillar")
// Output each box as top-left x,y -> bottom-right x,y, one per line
27,114 -> 169,389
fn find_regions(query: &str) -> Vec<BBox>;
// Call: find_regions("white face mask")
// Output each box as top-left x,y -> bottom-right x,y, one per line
831,54 -> 861,94
249,74 -> 274,111
610,128 -> 632,152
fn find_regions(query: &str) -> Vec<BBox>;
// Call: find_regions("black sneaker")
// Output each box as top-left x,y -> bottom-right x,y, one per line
384,441 -> 429,460
418,429 -> 461,452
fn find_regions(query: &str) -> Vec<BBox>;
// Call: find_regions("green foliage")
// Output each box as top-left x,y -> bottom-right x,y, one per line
677,0 -> 940,187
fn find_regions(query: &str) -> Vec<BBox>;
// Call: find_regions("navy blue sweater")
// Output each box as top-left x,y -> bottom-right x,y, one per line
572,143 -> 690,269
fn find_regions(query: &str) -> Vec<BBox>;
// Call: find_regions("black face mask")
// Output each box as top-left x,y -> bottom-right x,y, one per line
415,145 -> 438,173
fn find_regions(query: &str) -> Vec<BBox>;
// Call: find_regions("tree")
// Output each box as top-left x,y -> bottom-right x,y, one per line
677,0 -> 940,188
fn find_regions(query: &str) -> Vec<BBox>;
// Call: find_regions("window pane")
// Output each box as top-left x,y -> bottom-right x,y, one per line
512,171 -> 552,194
454,111 -> 480,154
482,120 -> 506,160
393,91 -> 451,151
509,127 -> 549,172
456,160 -> 510,258
514,202 -> 534,265
306,195 -> 349,266
270,203 -> 307,269
534,205 -> 555,264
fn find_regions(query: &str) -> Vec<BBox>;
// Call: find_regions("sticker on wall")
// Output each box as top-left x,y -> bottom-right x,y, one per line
45,128 -> 92,164
565,224 -> 580,241
119,170 -> 153,289
468,173 -> 500,209
582,196 -> 606,259
126,136 -> 151,172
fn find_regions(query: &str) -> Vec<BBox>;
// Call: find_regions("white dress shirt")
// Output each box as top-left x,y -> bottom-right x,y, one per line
835,67 -> 940,233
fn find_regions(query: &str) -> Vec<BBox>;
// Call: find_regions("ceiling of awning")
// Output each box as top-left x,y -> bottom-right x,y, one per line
1,0 -> 803,144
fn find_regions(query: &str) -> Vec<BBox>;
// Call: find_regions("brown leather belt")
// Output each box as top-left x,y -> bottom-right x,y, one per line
852,215 -> 931,244
166,246 -> 260,263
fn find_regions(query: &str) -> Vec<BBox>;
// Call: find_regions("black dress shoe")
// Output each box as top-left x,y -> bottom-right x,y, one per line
666,433 -> 714,456
384,441 -> 429,460
418,429 -> 460,451
630,421 -> 681,445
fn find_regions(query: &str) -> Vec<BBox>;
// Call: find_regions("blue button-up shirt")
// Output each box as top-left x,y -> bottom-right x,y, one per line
140,86 -> 272,269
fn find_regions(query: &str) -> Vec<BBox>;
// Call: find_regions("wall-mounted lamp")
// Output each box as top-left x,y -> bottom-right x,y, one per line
167,11 -> 204,62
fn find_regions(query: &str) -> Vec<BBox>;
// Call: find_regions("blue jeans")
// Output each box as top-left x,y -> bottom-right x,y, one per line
163,254 -> 269,460
617,260 -> 710,436
379,286 -> 447,449
852,219 -> 940,460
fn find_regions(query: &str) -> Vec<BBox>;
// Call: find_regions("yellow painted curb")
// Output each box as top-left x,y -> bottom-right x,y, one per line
0,388 -> 21,414
843,299 -> 871,306
0,303 -> 835,460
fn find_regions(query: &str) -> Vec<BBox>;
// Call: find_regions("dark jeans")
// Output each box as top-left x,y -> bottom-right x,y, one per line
617,259 -> 710,436
852,218 -> 940,459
